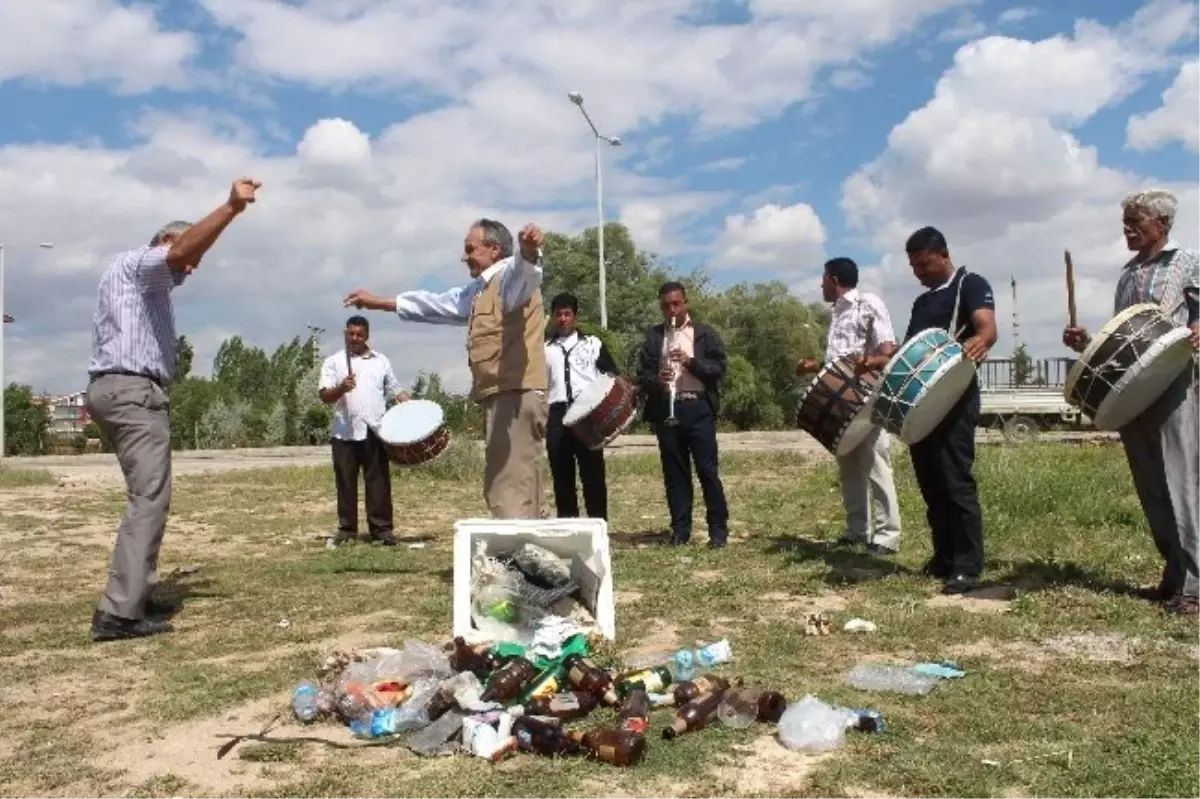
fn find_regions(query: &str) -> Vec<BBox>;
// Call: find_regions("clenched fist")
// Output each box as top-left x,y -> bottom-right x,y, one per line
229,178 -> 262,212
518,223 -> 544,261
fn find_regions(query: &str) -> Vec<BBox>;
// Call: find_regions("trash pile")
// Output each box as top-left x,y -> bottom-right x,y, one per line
288,630 -> 904,765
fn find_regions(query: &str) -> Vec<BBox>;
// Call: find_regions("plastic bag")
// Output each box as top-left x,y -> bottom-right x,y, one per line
777,694 -> 857,752
373,641 -> 453,685
471,541 -> 524,623
510,542 -> 572,588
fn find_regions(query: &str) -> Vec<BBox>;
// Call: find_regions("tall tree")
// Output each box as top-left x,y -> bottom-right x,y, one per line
3,384 -> 52,456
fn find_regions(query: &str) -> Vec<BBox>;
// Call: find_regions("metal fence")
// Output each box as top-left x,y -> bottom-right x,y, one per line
978,357 -> 1075,390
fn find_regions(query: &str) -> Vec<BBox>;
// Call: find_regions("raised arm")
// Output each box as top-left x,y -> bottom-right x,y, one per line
499,224 -> 546,314
164,178 -> 261,273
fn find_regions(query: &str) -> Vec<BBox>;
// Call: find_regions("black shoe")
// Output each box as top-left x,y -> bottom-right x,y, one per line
92,610 -> 172,642
922,558 -> 950,579
1134,583 -> 1174,603
833,537 -> 860,549
669,535 -> 690,547
707,539 -> 727,550
941,575 -> 979,595
372,534 -> 399,546
866,543 -> 898,557
330,533 -> 357,547
144,598 -> 180,618
1164,593 -> 1199,616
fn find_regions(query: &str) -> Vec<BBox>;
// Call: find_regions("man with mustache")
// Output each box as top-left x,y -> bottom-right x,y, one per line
1063,188 -> 1199,615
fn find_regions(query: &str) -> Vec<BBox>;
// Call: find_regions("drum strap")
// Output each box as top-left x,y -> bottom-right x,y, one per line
556,340 -> 581,403
948,267 -> 967,340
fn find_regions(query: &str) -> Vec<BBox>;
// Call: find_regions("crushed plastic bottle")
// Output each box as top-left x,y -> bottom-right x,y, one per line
845,663 -> 939,695
349,706 -> 431,739
292,681 -> 321,723
777,694 -> 855,752
671,639 -> 733,680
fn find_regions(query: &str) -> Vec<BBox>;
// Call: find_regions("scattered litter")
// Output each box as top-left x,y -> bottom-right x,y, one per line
845,662 -> 939,695
408,542 -> 427,549
777,695 -> 856,752
277,619 -> 291,630
843,618 -> 877,633
804,613 -> 833,636
912,662 -> 966,679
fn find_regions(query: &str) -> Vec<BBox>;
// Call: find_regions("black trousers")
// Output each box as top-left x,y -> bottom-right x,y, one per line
909,387 -> 983,577
331,433 -> 394,538
654,398 -> 729,543
546,403 -> 608,519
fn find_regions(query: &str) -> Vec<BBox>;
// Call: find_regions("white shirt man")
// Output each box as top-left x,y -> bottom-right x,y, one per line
799,258 -> 903,555
544,293 -> 617,520
319,318 -> 407,547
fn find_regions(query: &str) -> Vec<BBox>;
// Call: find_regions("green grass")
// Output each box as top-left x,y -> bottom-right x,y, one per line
0,440 -> 1195,798
0,463 -> 56,489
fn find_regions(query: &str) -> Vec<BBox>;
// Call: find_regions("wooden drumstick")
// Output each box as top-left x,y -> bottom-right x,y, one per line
1064,249 -> 1077,328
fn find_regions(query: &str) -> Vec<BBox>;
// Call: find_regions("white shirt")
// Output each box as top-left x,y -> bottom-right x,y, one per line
545,332 -> 606,404
825,288 -> 897,364
393,251 -> 543,325
319,349 -> 404,441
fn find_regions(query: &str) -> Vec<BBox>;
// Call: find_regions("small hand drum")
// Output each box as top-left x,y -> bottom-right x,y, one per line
376,399 -> 451,466
562,374 -> 638,450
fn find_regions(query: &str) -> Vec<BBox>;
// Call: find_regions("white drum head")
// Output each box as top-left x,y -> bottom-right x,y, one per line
834,395 -> 880,456
562,374 -> 614,426
1062,303 -> 1162,401
900,356 -> 976,444
1093,328 -> 1194,430
378,399 -> 444,445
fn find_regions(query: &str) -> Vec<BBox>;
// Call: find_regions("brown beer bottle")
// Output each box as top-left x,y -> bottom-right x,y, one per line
424,688 -> 455,721
448,636 -> 491,675
562,654 -> 621,706
662,688 -> 726,740
617,688 -> 650,737
512,715 -> 580,757
568,727 -> 647,767
672,674 -> 736,706
480,657 -> 538,704
522,690 -> 599,721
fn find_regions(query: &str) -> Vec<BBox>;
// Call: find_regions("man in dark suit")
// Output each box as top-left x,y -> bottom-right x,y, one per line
636,281 -> 730,548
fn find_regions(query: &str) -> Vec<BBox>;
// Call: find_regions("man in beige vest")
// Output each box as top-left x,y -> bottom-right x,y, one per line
343,219 -> 548,518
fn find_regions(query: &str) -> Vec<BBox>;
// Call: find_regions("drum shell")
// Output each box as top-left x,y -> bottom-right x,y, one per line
565,375 -> 638,450
872,328 -> 972,444
795,357 -> 880,455
381,424 -> 452,466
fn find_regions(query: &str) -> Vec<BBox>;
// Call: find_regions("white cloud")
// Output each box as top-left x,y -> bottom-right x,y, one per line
1127,60 -> 1200,153
996,7 -> 1039,27
829,68 -> 873,91
696,157 -> 749,173
937,12 -> 988,43
0,0 -> 198,93
717,203 -> 827,268
841,0 -> 1199,359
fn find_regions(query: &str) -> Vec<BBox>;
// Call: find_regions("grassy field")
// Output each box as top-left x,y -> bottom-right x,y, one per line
0,440 -> 1196,798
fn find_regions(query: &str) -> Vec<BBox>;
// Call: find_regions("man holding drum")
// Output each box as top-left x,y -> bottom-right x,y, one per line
1062,189 -> 1199,615
318,316 -> 409,547
636,282 -> 731,548
903,227 -> 998,594
342,219 -> 548,519
544,292 -> 618,520
797,258 -> 902,556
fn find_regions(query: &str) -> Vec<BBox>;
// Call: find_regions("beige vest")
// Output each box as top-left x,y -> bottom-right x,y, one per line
466,272 -> 547,401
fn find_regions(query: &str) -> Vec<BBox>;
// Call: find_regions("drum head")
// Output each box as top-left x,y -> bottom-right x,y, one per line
562,374 -> 614,426
378,399 -> 444,445
833,395 -> 880,456
900,356 -> 976,444
1062,303 -> 1162,401
1093,327 -> 1193,430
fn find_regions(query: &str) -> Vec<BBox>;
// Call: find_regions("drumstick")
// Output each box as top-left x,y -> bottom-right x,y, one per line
1064,249 -> 1077,328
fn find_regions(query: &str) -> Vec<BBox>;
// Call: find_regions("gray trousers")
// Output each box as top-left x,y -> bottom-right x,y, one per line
1119,369 -> 1199,598
85,374 -> 173,620
837,426 -> 902,551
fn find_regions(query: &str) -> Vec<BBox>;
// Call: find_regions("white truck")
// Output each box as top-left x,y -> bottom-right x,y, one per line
977,357 -> 1092,442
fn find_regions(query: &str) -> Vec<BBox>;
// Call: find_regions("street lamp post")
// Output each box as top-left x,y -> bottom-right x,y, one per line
0,242 -> 54,459
568,92 -> 621,330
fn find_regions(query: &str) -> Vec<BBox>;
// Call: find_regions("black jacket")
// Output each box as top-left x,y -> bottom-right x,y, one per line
636,320 -> 727,424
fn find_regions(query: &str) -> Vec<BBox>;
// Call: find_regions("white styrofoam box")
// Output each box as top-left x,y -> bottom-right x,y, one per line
453,517 -> 615,645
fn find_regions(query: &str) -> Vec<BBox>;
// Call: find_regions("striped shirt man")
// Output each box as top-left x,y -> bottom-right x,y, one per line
88,245 -> 187,386
1114,240 -> 1200,325
825,288 -> 896,364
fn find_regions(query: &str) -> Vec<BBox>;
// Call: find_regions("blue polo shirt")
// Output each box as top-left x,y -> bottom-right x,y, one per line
905,267 -> 995,342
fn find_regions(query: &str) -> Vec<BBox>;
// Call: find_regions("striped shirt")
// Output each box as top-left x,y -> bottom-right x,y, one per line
825,289 -> 897,364
87,245 -> 187,385
1114,240 -> 1199,325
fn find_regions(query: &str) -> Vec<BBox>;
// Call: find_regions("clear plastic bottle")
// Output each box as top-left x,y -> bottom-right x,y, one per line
845,663 -> 938,695
292,681 -> 320,723
349,706 -> 431,738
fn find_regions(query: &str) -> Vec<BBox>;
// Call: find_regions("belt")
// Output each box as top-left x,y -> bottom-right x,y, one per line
90,370 -> 167,390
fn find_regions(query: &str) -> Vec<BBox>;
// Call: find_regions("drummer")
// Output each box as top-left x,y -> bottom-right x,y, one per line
797,257 -> 902,556
544,292 -> 618,520
318,316 -> 409,547
902,227 -> 997,594
342,220 -> 548,519
1062,188 -> 1199,615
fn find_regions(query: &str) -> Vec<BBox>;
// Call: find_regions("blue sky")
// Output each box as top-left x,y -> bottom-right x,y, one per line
0,0 -> 1196,394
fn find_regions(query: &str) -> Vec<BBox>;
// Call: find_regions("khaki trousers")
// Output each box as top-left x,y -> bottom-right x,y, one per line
483,390 -> 548,518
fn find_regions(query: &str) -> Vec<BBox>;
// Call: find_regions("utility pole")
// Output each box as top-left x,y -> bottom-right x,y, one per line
1011,275 -> 1020,351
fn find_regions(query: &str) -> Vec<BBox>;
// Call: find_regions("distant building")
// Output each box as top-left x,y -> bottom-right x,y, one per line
2,314 -> 12,323
36,391 -> 91,437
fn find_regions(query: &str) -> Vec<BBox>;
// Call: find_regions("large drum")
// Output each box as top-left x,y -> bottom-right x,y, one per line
562,374 -> 638,450
795,356 -> 881,456
1063,303 -> 1194,431
872,328 -> 976,445
376,399 -> 451,466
